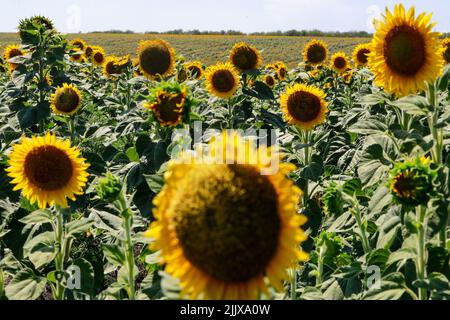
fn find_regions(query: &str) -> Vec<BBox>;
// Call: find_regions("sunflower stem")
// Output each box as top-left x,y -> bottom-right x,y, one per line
316,245 -> 325,287
351,198 -> 371,255
290,268 -> 297,300
54,206 -> 66,300
426,83 -> 446,248
118,192 -> 136,300
416,205 -> 428,300
303,130 -> 311,204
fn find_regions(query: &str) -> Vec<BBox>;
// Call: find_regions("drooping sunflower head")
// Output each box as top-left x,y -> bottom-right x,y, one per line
103,55 -> 129,78
264,74 -> 276,88
145,131 -> 308,300
91,47 -> 106,66
137,39 -> 176,79
71,38 -> 86,51
229,42 -> 262,72
204,62 -> 240,99
143,82 -> 189,127
6,132 -> 90,209
343,71 -> 353,85
368,4 -> 444,97
388,156 -> 437,207
352,43 -> 371,67
50,83 -> 82,116
442,38 -> 450,64
330,52 -> 350,74
303,39 -> 328,66
3,45 -> 25,69
280,83 -> 329,130
185,61 -> 204,80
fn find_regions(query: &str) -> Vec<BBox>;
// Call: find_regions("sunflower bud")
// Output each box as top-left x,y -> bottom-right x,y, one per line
97,172 -> 123,203
322,182 -> 345,217
388,157 -> 437,207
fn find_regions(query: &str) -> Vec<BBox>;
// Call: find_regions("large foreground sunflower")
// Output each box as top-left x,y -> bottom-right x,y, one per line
50,83 -> 82,116
204,63 -> 240,99
280,83 -> 328,130
6,133 -> 90,208
3,44 -> 24,70
303,40 -> 328,66
442,38 -> 450,64
145,131 -> 308,300
330,52 -> 350,74
368,4 -> 444,97
229,42 -> 262,72
137,39 -> 176,79
352,43 -> 371,67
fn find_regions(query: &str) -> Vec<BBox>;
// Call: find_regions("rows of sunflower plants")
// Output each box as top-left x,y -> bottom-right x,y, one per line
0,4 -> 449,301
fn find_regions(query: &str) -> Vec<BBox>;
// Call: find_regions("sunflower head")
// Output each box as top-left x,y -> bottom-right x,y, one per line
97,172 -> 123,203
18,16 -> 56,41
84,45 -> 94,58
145,131 -> 308,299
343,71 -> 353,85
330,52 -> 350,74
143,82 -> 189,127
70,50 -> 85,63
137,39 -> 176,79
322,182 -> 345,217
91,47 -> 106,66
103,55 -> 129,78
50,83 -> 82,116
229,42 -> 262,72
352,43 -> 371,67
303,39 -> 328,66
280,83 -> 329,131
264,74 -> 276,88
388,156 -> 437,207
185,61 -> 204,80
71,38 -> 86,51
6,133 -> 90,209
3,45 -> 25,69
204,62 -> 240,99
368,4 -> 444,97
132,58 -> 144,77
442,38 -> 450,64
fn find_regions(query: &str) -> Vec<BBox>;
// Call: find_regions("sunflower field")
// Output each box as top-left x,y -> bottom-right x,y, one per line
0,4 -> 449,302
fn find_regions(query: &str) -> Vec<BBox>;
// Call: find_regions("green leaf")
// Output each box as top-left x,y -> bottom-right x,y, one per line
5,268 -> 47,300
103,244 -> 126,266
144,173 -> 165,194
23,231 -> 56,269
368,185 -> 392,217
300,286 -> 325,300
376,216 -> 401,250
67,259 -> 95,297
348,120 -> 388,135
65,218 -> 94,238
391,96 -> 429,116
413,272 -> 449,291
126,147 -> 140,162
19,209 -> 53,225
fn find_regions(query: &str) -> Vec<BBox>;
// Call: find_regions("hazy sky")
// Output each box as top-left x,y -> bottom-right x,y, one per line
1,0 -> 449,33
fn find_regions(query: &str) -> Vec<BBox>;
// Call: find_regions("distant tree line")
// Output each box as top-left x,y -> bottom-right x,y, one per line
88,29 -> 450,38
88,29 -> 373,37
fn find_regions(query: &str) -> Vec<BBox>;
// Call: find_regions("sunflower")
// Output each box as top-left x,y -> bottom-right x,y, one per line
70,51 -> 84,63
143,87 -> 187,127
368,4 -> 444,97
71,38 -> 86,51
204,63 -> 240,99
442,38 -> 450,64
145,131 -> 308,300
343,71 -> 353,85
103,55 -> 129,78
185,61 -> 204,80
303,39 -> 328,66
388,156 -> 436,207
229,42 -> 262,72
330,52 -> 350,74
3,45 -> 24,70
6,132 -> 90,209
280,83 -> 328,130
85,45 -> 94,59
50,83 -> 82,116
137,39 -> 176,79
264,74 -> 276,88
92,47 -> 106,66
352,43 -> 371,67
